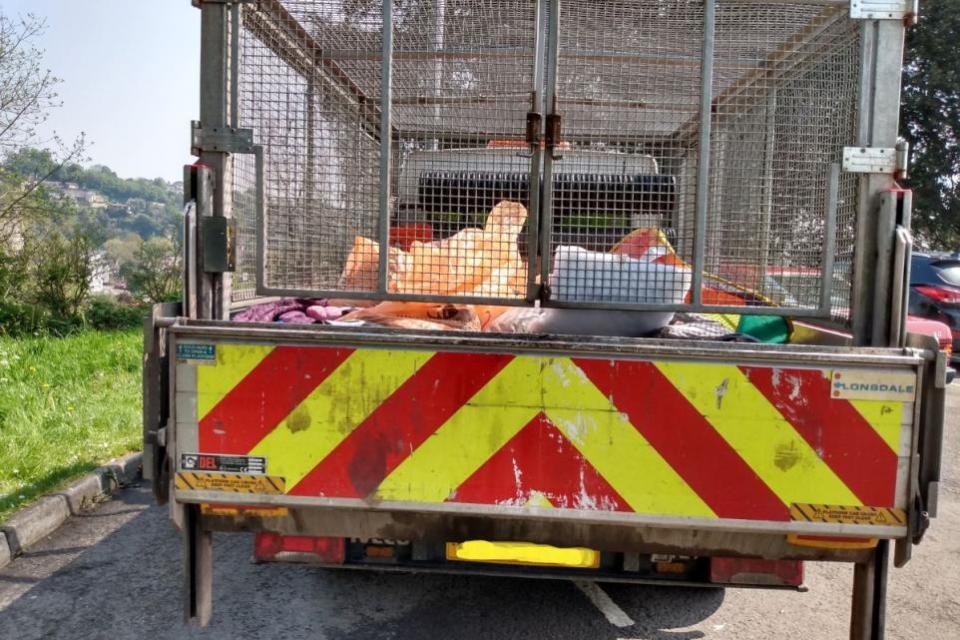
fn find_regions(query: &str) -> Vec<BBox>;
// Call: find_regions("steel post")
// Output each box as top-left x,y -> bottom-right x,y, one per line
305,77 -> 318,284
198,0 -> 234,319
538,0 -> 561,291
690,0 -> 716,305
525,0 -> 546,301
183,504 -> 213,626
851,19 -> 905,345
820,164 -> 841,314
376,0 -> 394,296
758,89 -> 777,288
850,540 -> 889,640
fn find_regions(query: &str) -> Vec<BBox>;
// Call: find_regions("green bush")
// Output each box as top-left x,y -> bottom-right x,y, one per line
30,232 -> 93,318
120,236 -> 182,303
45,313 -> 86,337
85,296 -> 145,331
0,301 -> 47,337
0,297 -> 144,336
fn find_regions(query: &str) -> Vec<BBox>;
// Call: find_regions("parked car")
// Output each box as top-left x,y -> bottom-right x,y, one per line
906,315 -> 953,362
909,253 -> 960,357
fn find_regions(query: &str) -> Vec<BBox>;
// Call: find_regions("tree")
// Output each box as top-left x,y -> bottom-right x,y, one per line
129,212 -> 162,239
900,2 -> 960,248
0,12 -> 84,243
103,232 -> 142,276
29,231 -> 94,317
121,237 -> 182,303
0,14 -> 58,152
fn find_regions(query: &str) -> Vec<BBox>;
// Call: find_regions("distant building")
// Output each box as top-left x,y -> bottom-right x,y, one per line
89,251 -> 112,293
52,182 -> 109,209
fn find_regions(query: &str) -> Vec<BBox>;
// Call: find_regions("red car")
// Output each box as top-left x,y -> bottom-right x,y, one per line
906,315 -> 953,360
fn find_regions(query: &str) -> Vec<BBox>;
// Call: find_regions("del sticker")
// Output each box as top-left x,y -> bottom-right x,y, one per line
831,369 -> 916,402
176,343 -> 217,365
181,453 -> 266,475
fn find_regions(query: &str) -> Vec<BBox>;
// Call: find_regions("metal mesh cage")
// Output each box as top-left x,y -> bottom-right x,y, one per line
230,152 -> 259,302
388,0 -> 540,301
230,0 -> 863,321
238,0 -> 384,294
705,3 -> 861,311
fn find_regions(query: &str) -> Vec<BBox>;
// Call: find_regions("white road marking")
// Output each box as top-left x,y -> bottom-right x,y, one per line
573,580 -> 635,628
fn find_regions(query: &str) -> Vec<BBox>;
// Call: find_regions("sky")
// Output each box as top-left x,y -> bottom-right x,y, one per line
4,0 -> 200,182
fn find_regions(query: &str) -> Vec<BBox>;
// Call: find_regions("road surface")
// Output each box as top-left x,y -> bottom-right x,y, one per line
1,391 -> 958,639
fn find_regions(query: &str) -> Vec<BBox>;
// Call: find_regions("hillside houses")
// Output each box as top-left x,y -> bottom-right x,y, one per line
55,182 -> 109,209
50,182 -> 170,216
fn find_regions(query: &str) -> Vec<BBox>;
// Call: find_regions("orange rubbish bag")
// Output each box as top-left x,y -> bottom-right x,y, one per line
397,201 -> 528,296
338,236 -> 412,293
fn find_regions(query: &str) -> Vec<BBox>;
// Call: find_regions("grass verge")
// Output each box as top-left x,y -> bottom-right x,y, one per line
0,330 -> 142,522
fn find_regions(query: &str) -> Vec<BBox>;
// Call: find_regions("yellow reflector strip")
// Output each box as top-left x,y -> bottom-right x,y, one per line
543,361 -> 715,519
786,534 -> 878,550
374,358 -> 542,502
848,399 -> 903,454
200,504 -> 289,518
446,540 -> 600,569
375,357 -> 712,519
249,349 -> 434,490
196,344 -> 274,421
655,362 -> 860,508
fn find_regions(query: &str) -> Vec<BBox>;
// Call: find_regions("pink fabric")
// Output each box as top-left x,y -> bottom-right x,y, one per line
306,305 -> 351,321
233,299 -> 355,324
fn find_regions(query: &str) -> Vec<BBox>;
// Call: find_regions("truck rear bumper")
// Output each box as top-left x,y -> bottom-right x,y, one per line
191,502 -> 874,564
252,532 -> 807,590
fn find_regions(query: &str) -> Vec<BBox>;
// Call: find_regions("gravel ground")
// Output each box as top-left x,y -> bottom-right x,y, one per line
0,389 -> 957,639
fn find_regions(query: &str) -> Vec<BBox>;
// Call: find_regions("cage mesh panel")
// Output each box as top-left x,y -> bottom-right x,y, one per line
236,1 -> 383,295
546,1 -> 860,313
707,3 -> 860,312
231,152 -> 259,302
229,0 -> 863,322
388,1 -> 538,301
547,0 -> 703,308
833,171 -> 858,322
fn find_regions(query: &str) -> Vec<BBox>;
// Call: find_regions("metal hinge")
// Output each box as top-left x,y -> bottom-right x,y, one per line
525,112 -> 542,148
545,113 -> 563,159
896,138 -> 910,180
850,0 -> 918,22
201,216 -> 237,273
538,283 -> 552,304
842,146 -> 897,174
191,121 -> 255,155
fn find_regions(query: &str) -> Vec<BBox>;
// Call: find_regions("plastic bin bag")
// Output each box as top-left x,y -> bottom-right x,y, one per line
338,201 -> 527,299
338,236 -> 410,293
339,301 -> 481,332
610,228 -> 687,269
398,201 -> 528,296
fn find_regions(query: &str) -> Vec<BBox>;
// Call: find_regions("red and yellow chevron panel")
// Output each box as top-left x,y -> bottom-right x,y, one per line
183,343 -> 910,526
